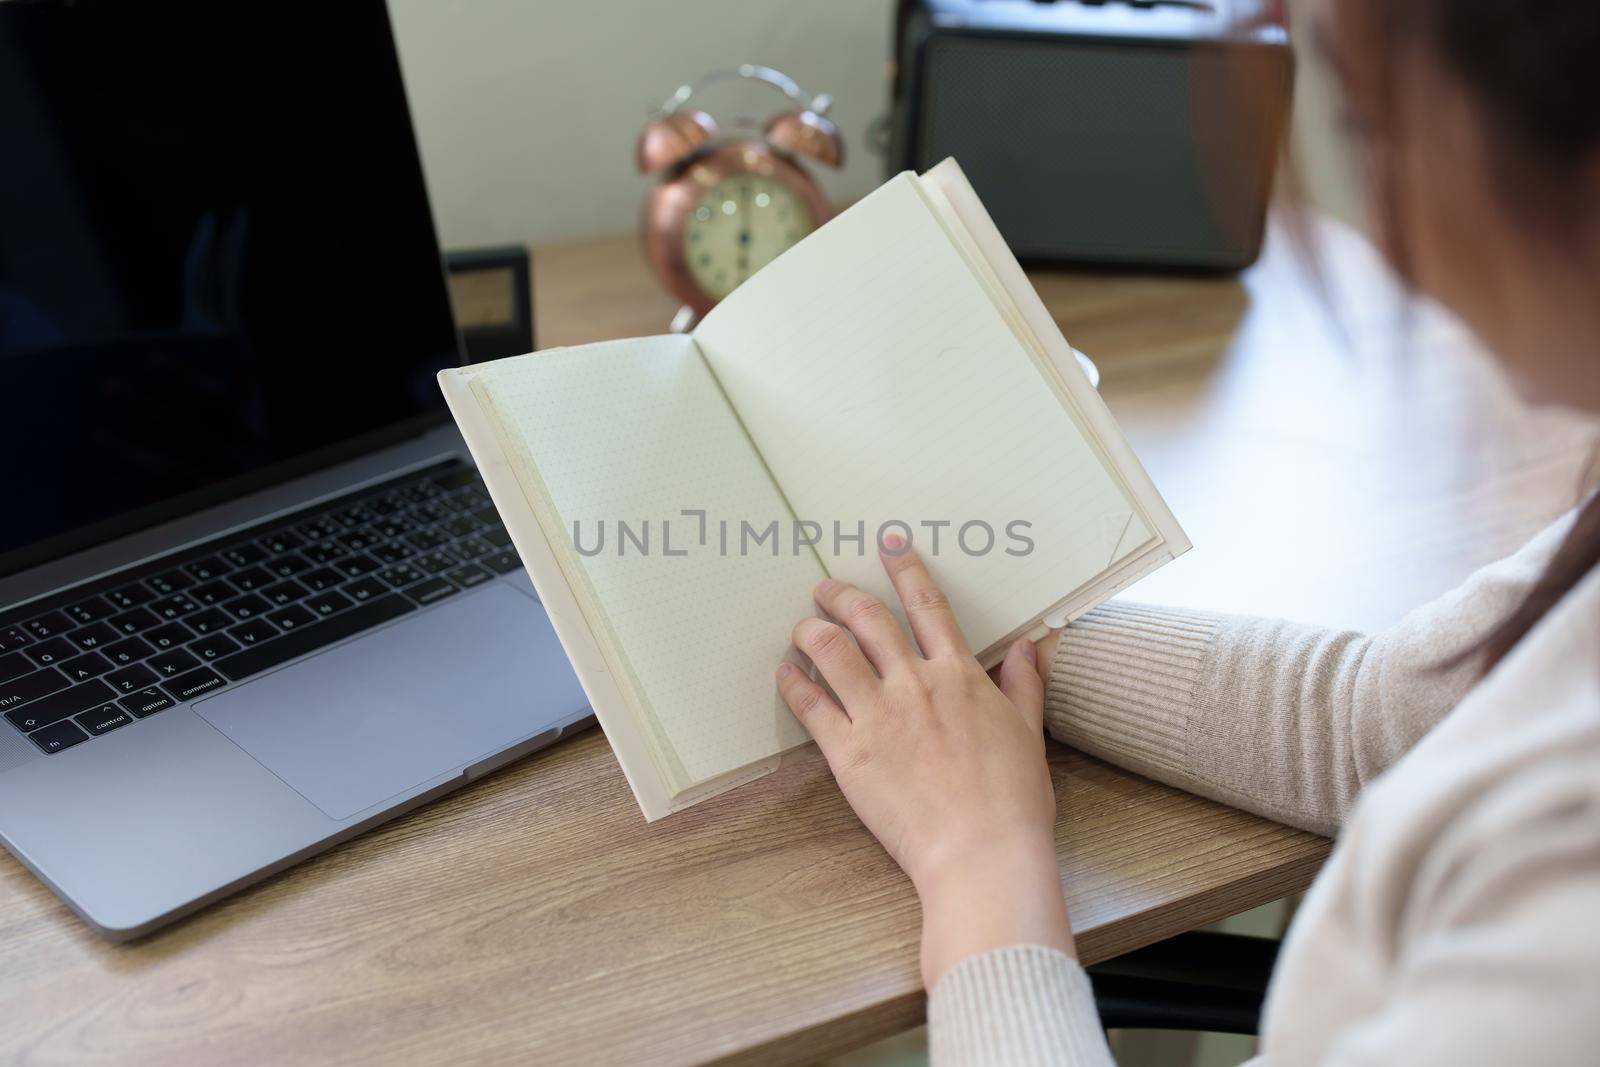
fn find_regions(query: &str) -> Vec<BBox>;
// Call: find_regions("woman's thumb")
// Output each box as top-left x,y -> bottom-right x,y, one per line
997,638 -> 1045,730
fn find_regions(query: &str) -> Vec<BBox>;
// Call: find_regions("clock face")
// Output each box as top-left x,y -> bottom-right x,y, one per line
683,174 -> 815,301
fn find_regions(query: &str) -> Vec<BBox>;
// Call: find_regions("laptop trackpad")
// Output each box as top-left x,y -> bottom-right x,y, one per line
195,583 -> 590,821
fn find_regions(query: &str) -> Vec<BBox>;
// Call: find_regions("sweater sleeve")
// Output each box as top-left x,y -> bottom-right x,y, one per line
928,946 -> 1115,1067
1043,514 -> 1576,835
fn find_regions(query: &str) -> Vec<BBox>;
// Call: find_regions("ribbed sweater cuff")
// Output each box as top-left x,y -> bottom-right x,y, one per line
1045,602 -> 1222,779
928,945 -> 1113,1067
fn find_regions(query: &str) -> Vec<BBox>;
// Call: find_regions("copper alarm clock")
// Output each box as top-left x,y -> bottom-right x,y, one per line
636,64 -> 842,322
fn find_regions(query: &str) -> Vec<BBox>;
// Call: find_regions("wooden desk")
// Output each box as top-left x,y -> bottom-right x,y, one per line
2,222 -> 1591,1066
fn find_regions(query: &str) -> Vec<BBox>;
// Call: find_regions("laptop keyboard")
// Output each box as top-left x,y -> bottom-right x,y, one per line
0,460 -> 521,755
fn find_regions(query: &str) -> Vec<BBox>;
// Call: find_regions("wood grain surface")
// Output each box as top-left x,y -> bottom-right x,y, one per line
1,218 -> 1591,1066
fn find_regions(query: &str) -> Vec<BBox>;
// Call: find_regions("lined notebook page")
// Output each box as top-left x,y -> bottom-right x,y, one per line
477,335 -> 816,788
694,175 -> 1151,655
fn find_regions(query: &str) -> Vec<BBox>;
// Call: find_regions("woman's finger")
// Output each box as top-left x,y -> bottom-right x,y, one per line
775,661 -> 851,750
814,579 -> 916,672
996,638 -> 1045,733
792,617 -> 880,707
879,539 -> 970,659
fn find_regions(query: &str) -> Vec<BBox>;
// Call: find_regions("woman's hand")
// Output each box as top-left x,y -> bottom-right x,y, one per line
775,537 -> 1075,988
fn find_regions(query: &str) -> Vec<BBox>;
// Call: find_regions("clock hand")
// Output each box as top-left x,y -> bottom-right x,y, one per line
737,182 -> 752,280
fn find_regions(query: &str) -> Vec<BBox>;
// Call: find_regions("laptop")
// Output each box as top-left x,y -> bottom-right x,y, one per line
0,0 -> 592,939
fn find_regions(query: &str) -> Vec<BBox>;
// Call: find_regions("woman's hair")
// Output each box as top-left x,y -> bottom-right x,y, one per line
1339,0 -> 1600,671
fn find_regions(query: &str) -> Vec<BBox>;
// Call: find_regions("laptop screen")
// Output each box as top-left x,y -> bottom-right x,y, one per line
0,0 -> 462,577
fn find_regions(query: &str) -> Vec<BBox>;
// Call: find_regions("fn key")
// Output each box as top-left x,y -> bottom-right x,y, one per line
30,720 -> 89,754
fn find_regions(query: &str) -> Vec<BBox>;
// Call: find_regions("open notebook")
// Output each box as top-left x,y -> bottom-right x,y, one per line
440,160 -> 1188,820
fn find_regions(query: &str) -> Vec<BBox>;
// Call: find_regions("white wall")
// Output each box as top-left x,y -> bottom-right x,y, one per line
1283,0 -> 1365,230
389,0 -> 1363,250
388,0 -> 895,249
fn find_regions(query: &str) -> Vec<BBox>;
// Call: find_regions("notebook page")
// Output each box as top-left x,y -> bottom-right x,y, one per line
693,175 -> 1152,654
476,335 -> 816,788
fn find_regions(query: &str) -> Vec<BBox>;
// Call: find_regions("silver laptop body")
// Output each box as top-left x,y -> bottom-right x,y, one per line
0,0 -> 590,939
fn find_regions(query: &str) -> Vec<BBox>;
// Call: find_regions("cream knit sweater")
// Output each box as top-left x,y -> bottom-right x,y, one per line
929,511 -> 1600,1066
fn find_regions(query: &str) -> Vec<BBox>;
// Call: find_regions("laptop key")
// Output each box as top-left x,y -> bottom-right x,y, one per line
4,679 -> 115,732
0,651 -> 34,684
105,663 -> 158,693
66,597 -> 113,625
335,554 -> 381,580
145,622 -> 195,651
301,568 -> 342,593
148,648 -> 200,679
223,543 -> 268,568
186,608 -> 233,635
0,667 -> 70,716
120,687 -> 175,719
448,563 -> 493,589
68,622 -> 118,651
24,636 -> 75,667
75,703 -> 132,736
261,579 -> 310,607
440,516 -> 478,539
481,525 -> 513,549
337,530 -> 380,553
379,563 -> 424,588
0,626 -> 30,653
413,551 -> 457,575
215,593 -> 415,682
149,594 -> 201,620
229,565 -> 274,591
304,590 -> 352,619
146,570 -> 194,595
305,540 -> 347,564
59,651 -> 114,682
229,618 -> 280,646
103,636 -> 154,666
266,605 -> 316,632
405,577 -> 458,606
260,530 -> 305,555
343,576 -> 387,602
109,607 -> 161,635
297,517 -> 340,541
29,720 -> 89,754
24,611 -> 73,640
190,633 -> 241,662
372,542 -> 415,564
190,580 -> 238,606
268,554 -> 312,579
451,537 -> 493,561
163,667 -> 226,703
183,556 -> 232,582
221,594 -> 271,621
483,550 -> 522,575
370,494 -> 406,516
106,583 -> 156,610
406,529 -> 447,551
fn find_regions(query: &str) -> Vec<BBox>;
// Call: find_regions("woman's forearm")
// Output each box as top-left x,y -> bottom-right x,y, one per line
1036,515 -> 1573,835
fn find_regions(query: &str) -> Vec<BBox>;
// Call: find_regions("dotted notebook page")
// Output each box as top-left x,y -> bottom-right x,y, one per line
481,335 -> 817,789
694,175 -> 1150,655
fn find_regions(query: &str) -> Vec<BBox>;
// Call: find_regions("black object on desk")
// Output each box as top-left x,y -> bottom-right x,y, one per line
444,246 -> 534,361
1089,930 -> 1280,1035
888,0 -> 1293,271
